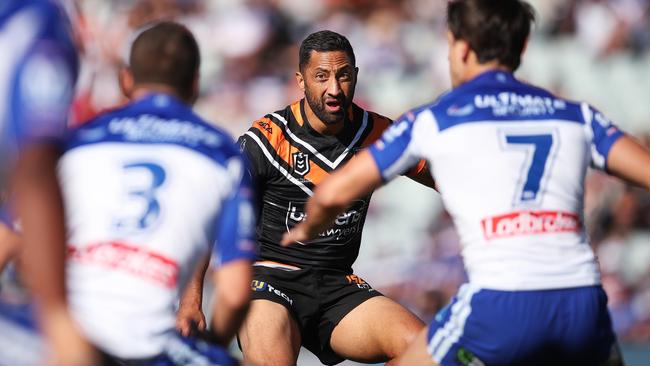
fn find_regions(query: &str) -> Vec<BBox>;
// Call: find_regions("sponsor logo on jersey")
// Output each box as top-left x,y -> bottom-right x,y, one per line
108,115 -> 222,147
286,200 -> 366,243
292,152 -> 310,176
474,93 -> 567,117
67,241 -> 179,288
481,210 -> 581,240
447,103 -> 475,117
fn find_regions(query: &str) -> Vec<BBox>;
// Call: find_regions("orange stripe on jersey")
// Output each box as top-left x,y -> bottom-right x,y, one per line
290,101 -> 304,126
360,112 -> 392,147
251,118 -> 330,185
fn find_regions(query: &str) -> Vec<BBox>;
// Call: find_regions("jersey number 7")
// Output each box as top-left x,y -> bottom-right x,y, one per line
502,131 -> 557,206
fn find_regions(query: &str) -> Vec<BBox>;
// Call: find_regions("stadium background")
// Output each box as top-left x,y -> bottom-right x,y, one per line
68,0 -> 650,364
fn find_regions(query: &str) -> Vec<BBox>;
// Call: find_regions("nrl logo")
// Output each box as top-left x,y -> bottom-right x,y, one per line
292,152 -> 310,176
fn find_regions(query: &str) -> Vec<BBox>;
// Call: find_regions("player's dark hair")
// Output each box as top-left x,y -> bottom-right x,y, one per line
299,30 -> 355,71
129,21 -> 200,101
447,0 -> 535,71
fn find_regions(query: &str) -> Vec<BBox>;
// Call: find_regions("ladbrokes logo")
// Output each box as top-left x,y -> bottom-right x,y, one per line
67,241 -> 179,288
482,210 -> 581,240
286,200 -> 366,243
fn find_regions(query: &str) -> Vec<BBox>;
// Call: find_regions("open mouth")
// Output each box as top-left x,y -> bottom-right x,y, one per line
325,99 -> 342,113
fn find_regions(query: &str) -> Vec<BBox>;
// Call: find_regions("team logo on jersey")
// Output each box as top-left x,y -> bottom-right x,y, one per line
292,152 -> 310,176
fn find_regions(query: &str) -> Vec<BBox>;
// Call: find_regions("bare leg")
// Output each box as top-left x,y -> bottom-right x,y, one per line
393,327 -> 440,366
238,299 -> 301,366
329,296 -> 424,363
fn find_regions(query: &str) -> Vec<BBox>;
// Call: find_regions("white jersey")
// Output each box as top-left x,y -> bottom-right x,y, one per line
370,71 -> 624,291
59,93 -> 256,358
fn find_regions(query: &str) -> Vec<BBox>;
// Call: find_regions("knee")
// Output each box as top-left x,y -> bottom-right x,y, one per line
389,319 -> 425,359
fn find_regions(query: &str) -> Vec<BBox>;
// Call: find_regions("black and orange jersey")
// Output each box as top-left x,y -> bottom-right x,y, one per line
238,99 -> 425,271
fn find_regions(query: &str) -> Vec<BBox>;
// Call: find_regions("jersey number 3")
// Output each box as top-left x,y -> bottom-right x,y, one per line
114,162 -> 167,232
504,132 -> 556,205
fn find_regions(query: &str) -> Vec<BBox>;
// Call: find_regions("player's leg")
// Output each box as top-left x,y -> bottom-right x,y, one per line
329,295 -> 424,363
238,300 -> 301,366
393,327 -> 440,366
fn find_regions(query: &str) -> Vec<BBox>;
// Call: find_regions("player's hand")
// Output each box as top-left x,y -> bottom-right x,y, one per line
280,225 -> 309,247
43,308 -> 99,366
176,303 -> 206,337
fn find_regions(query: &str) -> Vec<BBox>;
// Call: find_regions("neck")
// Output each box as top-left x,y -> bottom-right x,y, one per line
130,84 -> 188,104
463,59 -> 512,84
303,99 -> 344,136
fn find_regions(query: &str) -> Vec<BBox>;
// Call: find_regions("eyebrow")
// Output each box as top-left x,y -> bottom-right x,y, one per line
313,65 -> 353,73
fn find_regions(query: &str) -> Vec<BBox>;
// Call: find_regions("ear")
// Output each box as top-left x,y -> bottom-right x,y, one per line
118,67 -> 135,99
459,39 -> 471,64
189,72 -> 200,104
522,36 -> 530,56
295,71 -> 305,92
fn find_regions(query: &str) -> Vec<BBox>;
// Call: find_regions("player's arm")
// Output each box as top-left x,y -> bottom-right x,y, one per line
211,259 -> 252,347
405,162 -> 437,190
14,145 -> 97,364
283,118 -> 422,245
584,104 -> 650,190
10,16 -> 97,364
282,151 -> 383,245
0,208 -> 20,273
176,252 -> 209,336
210,156 -> 257,347
606,135 -> 650,189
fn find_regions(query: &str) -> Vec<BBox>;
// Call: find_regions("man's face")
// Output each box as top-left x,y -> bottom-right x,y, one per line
299,50 -> 358,125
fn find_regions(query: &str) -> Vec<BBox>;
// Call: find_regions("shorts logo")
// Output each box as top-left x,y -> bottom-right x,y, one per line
346,275 -> 372,290
292,152 -> 310,176
251,280 -> 268,292
251,280 -> 293,305
457,347 -> 485,366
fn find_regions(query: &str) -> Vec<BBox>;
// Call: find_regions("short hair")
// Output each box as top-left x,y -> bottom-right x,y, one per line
447,0 -> 535,71
129,21 -> 200,100
298,30 -> 356,71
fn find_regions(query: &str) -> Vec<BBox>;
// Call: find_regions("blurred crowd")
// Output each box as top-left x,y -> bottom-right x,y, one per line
67,0 -> 650,345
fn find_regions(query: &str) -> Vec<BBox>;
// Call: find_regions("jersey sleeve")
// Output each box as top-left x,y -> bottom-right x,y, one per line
211,154 -> 258,267
368,116 -> 422,182
580,103 -> 625,171
11,7 -> 78,149
237,129 -> 271,184
0,205 -> 12,228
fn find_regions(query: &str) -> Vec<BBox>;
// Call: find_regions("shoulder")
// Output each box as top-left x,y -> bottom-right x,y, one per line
240,103 -> 294,147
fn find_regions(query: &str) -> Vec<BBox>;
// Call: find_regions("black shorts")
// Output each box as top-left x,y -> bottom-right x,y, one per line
249,264 -> 382,365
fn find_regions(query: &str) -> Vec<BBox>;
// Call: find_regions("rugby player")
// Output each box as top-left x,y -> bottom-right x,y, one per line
58,22 -> 256,364
235,30 -> 434,366
283,1 -> 650,365
0,0 -> 96,364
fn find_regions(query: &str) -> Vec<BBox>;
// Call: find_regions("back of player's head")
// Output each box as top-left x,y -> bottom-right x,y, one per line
447,0 -> 535,71
128,21 -> 200,101
299,30 -> 356,71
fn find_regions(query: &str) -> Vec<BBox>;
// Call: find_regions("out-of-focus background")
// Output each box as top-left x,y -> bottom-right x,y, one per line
68,0 -> 650,364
